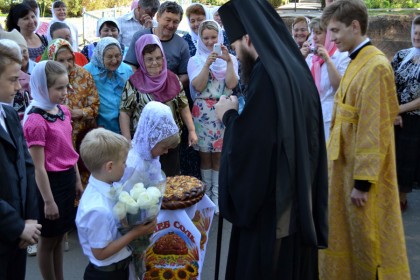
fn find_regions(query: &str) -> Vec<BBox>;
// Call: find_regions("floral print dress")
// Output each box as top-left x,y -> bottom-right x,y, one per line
67,65 -> 100,188
192,71 -> 232,152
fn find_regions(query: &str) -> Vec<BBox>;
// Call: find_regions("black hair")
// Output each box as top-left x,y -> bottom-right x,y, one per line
50,21 -> 70,38
53,1 -> 66,9
5,3 -> 34,32
100,21 -> 119,33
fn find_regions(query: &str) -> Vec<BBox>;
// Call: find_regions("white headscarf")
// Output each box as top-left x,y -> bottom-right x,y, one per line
398,17 -> 420,78
210,6 -> 222,28
23,61 -> 57,124
46,4 -> 79,51
96,17 -> 120,37
120,101 -> 178,186
188,20 -> 238,82
187,3 -> 212,47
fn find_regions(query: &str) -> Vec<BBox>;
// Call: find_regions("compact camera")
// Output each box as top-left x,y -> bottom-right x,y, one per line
309,46 -> 318,54
213,43 -> 222,55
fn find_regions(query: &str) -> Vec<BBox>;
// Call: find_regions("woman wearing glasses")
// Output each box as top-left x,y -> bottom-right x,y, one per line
119,34 -> 197,176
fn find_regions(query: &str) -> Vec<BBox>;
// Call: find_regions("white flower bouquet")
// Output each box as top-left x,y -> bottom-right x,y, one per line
113,168 -> 166,228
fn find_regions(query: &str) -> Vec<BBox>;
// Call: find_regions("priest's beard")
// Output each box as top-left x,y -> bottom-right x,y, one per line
239,46 -> 256,87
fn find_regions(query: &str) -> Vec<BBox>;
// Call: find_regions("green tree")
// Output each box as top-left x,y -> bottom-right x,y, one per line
65,0 -> 83,17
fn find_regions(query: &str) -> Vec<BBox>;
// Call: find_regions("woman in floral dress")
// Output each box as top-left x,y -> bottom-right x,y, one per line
187,20 -> 238,213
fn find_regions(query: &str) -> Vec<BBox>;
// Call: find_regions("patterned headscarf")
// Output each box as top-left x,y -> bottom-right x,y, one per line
40,38 -> 74,61
129,34 -> 181,102
90,37 -> 122,70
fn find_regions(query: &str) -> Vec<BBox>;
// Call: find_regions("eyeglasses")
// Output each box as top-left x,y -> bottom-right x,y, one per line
144,56 -> 163,65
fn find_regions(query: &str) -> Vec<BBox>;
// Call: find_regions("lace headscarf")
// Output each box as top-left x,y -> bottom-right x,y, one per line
40,38 -> 74,61
398,16 -> 420,79
23,61 -> 57,124
187,3 -> 212,48
121,101 -> 178,185
129,34 -> 181,102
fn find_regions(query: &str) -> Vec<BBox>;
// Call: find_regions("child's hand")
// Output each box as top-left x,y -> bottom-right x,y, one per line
44,201 -> 59,220
131,218 -> 157,238
188,131 -> 198,147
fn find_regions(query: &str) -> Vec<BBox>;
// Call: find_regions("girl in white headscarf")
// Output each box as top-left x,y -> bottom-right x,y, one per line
187,20 -> 238,213
391,15 -> 420,211
23,61 -> 83,279
46,1 -> 79,51
120,101 -> 179,187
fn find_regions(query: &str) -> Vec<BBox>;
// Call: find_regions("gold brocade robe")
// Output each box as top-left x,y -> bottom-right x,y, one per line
319,46 -> 410,279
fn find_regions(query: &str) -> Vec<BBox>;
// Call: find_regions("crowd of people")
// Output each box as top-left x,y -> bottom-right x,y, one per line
0,0 -> 418,279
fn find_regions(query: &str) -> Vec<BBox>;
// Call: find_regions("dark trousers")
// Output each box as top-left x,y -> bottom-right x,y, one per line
83,263 -> 129,280
0,244 -> 27,280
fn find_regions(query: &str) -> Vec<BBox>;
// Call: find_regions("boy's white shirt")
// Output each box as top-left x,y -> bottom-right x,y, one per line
76,175 -> 131,266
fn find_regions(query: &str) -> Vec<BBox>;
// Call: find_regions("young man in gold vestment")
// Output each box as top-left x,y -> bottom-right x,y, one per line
319,1 -> 411,279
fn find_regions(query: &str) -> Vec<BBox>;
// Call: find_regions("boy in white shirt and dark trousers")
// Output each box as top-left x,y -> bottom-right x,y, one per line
76,128 -> 157,280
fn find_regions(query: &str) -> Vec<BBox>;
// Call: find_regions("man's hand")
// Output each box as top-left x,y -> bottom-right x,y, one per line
19,220 -> 42,245
140,14 -> 153,28
351,188 -> 368,207
215,95 -> 239,121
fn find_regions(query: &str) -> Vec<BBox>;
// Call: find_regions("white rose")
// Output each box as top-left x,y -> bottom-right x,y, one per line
119,191 -> 131,203
133,183 -> 146,192
130,187 -> 146,201
146,186 -> 161,200
112,201 -> 127,220
136,191 -> 154,209
119,191 -> 138,214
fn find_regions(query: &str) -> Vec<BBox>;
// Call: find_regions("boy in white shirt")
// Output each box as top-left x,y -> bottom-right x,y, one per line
76,128 -> 156,280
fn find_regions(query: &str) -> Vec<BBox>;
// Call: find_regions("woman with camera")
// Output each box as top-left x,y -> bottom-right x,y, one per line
187,20 -> 238,214
305,18 -> 350,140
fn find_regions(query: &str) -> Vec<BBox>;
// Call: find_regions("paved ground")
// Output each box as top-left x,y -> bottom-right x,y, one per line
25,189 -> 420,279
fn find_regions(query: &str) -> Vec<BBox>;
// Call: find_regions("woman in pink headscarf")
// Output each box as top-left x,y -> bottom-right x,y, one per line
305,17 -> 350,140
119,34 -> 197,176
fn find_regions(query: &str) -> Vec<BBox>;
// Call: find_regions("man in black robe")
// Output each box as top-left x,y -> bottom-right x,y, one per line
214,0 -> 329,279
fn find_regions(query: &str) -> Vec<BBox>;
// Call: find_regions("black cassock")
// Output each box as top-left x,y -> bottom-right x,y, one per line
218,0 -> 328,279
